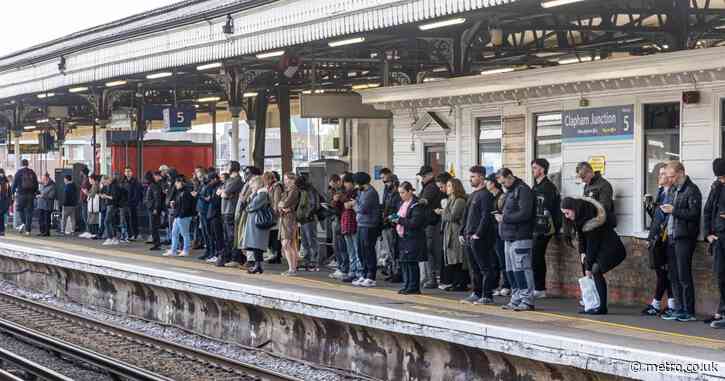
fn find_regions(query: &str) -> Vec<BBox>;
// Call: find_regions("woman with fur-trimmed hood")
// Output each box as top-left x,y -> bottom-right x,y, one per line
561,196 -> 626,315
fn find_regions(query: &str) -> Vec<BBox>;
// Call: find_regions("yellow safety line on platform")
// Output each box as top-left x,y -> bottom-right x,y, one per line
4,235 -> 725,350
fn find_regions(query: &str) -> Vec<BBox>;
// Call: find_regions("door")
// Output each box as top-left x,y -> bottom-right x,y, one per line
424,144 -> 446,176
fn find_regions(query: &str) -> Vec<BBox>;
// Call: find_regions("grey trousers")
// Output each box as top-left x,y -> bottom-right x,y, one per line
505,239 -> 535,307
420,223 -> 442,283
61,206 -> 77,234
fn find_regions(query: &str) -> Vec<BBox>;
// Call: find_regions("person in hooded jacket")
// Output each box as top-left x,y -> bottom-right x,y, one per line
36,173 -> 56,237
145,171 -> 165,251
0,169 -> 11,236
561,196 -> 626,315
165,176 -> 195,257
394,182 -> 426,295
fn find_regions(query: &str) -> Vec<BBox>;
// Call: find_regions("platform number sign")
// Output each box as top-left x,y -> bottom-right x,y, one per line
163,107 -> 196,132
562,105 -> 634,142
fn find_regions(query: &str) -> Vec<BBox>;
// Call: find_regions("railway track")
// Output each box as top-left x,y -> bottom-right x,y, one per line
0,346 -> 75,381
0,291 -> 301,381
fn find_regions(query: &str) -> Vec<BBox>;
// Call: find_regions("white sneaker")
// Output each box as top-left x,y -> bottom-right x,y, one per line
329,270 -> 344,280
163,250 -> 176,257
534,290 -> 547,299
206,256 -> 218,263
499,288 -> 511,297
102,239 -> 114,246
359,279 -> 376,288
111,239 -> 120,245
78,232 -> 88,239
16,224 -> 25,232
352,277 -> 365,286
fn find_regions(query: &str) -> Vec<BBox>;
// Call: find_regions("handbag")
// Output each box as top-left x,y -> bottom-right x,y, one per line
578,276 -> 600,311
254,204 -> 276,229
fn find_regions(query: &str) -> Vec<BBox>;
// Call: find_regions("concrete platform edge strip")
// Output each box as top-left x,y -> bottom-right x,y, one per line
1,241 -> 723,381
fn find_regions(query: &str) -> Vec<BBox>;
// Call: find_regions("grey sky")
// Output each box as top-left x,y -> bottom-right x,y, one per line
0,0 -> 183,57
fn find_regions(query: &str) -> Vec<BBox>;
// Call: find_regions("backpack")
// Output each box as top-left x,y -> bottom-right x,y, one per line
254,203 -> 276,229
21,170 -> 35,192
296,188 -> 320,223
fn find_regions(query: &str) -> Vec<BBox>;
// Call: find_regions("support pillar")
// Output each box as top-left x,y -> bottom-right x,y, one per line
13,133 -> 20,171
136,94 -> 145,180
252,90 -> 268,170
230,107 -> 241,163
278,81 -> 293,174
211,104 -> 217,169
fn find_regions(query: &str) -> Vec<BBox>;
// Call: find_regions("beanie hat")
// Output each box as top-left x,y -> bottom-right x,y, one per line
714,158 -> 725,177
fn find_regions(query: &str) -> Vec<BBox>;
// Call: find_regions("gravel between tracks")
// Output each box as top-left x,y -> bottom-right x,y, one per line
0,281 -> 370,381
0,331 -> 113,381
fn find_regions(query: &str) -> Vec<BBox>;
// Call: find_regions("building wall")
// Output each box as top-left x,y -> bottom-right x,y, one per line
383,77 -> 725,311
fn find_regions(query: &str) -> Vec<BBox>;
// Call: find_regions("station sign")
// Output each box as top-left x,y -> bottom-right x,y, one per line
163,107 -> 196,132
562,105 -> 633,142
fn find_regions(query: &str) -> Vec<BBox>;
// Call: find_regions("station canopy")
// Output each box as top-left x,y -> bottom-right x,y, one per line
2,0 -> 725,127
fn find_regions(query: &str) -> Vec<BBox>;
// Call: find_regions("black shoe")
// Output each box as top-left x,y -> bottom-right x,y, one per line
247,265 -> 264,274
641,304 -> 661,316
400,289 -> 421,295
579,308 -> 607,315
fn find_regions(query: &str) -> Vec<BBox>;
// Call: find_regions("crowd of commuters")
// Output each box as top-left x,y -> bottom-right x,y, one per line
1,156 -> 724,330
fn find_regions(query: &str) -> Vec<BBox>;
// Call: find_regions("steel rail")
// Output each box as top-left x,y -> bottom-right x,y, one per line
0,291 -> 302,381
0,347 -> 75,381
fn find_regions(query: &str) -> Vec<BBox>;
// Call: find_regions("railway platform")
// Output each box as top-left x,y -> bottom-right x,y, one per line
0,234 -> 723,381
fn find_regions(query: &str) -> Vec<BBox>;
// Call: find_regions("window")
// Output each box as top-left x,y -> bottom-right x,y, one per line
644,103 -> 680,200
478,117 -> 502,175
534,113 -> 563,189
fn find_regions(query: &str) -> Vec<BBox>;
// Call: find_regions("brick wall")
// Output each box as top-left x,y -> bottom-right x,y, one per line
545,237 -> 720,314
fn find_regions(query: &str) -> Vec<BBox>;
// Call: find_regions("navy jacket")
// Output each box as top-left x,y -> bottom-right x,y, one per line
499,178 -> 534,241
355,186 -> 381,228
63,182 -> 78,207
123,177 -> 143,208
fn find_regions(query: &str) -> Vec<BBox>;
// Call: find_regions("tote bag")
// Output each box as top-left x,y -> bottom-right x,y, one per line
578,276 -> 600,311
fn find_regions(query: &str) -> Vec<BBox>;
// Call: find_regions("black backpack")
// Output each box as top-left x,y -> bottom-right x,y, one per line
21,170 -> 36,192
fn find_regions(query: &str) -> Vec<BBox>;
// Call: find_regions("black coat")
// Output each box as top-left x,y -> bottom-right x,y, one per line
704,180 -> 725,236
174,189 -> 196,218
669,176 -> 702,240
500,177 -> 534,241
532,176 -> 562,235
144,181 -> 165,213
0,177 -> 11,212
575,198 -> 626,274
396,198 -> 427,263
460,188 -> 495,243
418,179 -> 444,226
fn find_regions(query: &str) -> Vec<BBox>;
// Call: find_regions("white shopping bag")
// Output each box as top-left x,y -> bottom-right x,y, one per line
578,276 -> 600,311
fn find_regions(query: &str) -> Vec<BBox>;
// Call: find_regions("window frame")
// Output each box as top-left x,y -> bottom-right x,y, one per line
533,111 -> 563,190
476,116 -> 503,175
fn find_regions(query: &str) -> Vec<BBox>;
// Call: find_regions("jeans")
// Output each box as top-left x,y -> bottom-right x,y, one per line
493,236 -> 511,289
119,207 -> 129,240
38,209 -> 51,235
344,233 -> 362,277
401,262 -> 420,292
198,212 -> 211,257
532,235 -> 552,291
421,223 -> 442,283
466,238 -> 498,299
218,214 -> 236,265
667,239 -> 696,315
105,206 -> 119,240
300,221 -> 320,266
150,211 -> 161,247
171,216 -> 192,254
127,205 -> 139,238
16,194 -> 34,233
333,230 -> 348,273
61,206 -> 77,234
505,240 -> 535,307
357,226 -> 380,280
208,216 -> 224,257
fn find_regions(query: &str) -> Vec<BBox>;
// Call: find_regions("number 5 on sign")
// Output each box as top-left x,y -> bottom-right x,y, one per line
177,112 -> 185,124
623,114 -> 630,131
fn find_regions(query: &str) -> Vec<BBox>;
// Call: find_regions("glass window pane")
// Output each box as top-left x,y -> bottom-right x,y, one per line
535,113 -> 562,189
478,117 -> 502,175
644,103 -> 680,228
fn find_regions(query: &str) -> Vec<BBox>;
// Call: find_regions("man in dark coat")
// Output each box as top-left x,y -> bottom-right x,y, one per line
145,171 -> 165,251
660,161 -> 701,322
417,165 -> 445,289
496,168 -> 535,311
530,158 -> 562,299
123,167 -> 143,240
12,159 -> 39,235
703,158 -> 725,329
576,162 -> 616,228
459,166 -> 496,305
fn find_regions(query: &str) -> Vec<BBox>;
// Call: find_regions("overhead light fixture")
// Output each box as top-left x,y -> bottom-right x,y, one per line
541,0 -> 587,8
329,36 -> 366,47
558,56 -> 596,65
147,72 -> 172,80
302,90 -> 312,95
69,86 -> 88,93
37,93 -> 55,99
23,125 -> 36,131
197,96 -> 221,103
419,18 -> 466,31
352,83 -> 381,91
481,67 -> 516,75
256,50 -> 285,59
197,62 -> 222,71
36,119 -> 50,124
243,92 -> 258,98
105,80 -> 127,88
